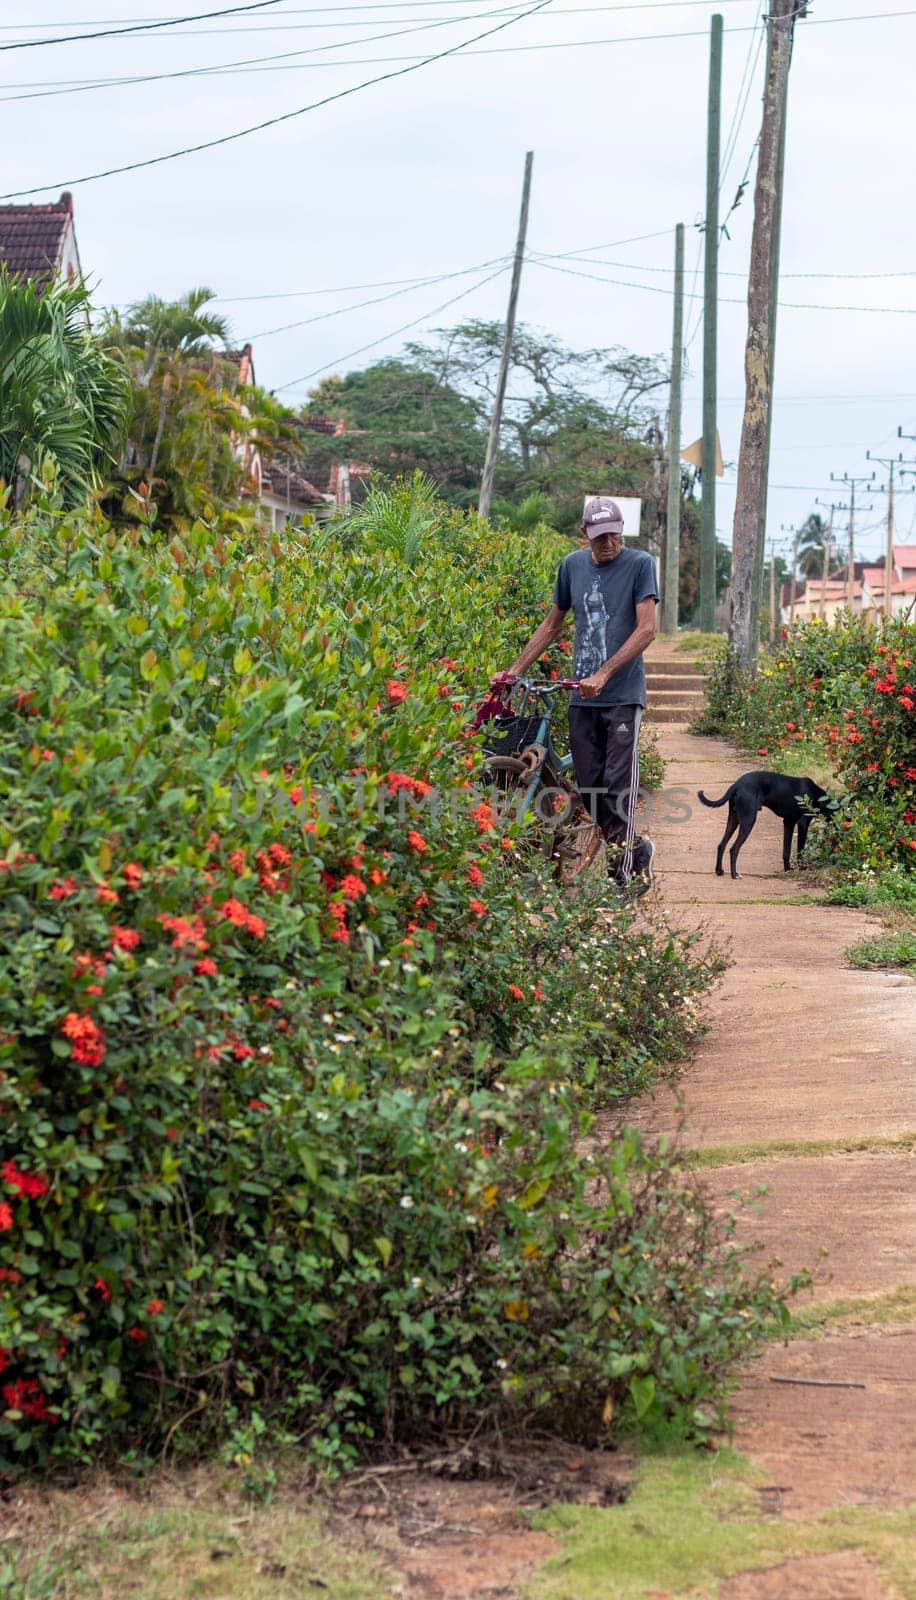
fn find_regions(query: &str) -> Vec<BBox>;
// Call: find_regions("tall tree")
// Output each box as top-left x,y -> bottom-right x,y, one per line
796,511 -> 829,578
0,273 -> 128,508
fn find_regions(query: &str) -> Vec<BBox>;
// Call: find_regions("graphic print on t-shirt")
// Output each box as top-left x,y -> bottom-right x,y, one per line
576,576 -> 610,680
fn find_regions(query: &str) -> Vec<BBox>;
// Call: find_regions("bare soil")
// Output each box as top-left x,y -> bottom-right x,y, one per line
719,1549 -> 896,1600
326,1443 -> 632,1598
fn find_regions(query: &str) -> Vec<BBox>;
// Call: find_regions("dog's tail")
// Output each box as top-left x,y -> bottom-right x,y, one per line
697,785 -> 734,809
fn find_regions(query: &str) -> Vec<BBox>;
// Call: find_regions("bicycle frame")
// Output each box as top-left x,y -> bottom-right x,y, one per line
484,677 -> 579,823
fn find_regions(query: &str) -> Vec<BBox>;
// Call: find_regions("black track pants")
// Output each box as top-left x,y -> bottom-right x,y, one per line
567,703 -> 643,876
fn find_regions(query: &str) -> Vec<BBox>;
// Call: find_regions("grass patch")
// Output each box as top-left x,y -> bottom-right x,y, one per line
674,631 -> 723,656
0,1472 -> 395,1600
525,1449 -> 916,1600
784,1284 -> 916,1338
846,922 -> 916,973
688,1132 -> 916,1169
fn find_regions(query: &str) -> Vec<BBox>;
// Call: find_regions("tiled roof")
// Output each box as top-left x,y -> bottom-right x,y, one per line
893,543 -> 916,570
261,461 -> 327,506
0,191 -> 72,287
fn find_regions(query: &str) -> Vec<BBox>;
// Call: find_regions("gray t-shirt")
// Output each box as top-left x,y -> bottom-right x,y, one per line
552,546 -> 659,708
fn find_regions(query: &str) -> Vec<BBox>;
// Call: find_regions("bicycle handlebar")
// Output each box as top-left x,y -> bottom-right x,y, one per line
490,674 -> 581,693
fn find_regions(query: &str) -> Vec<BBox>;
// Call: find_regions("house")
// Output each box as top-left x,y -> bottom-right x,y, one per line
300,415 -> 371,511
259,460 -> 330,531
0,191 -> 82,289
224,345 -> 334,529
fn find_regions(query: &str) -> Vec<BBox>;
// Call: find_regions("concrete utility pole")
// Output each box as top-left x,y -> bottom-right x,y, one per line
867,448 -> 902,620
729,0 -> 807,667
662,222 -> 685,634
478,150 -> 534,521
814,498 -> 842,620
768,538 -> 777,637
699,13 -> 723,633
830,470 -> 874,613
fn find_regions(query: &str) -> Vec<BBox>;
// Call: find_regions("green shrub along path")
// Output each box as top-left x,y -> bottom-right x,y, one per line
0,484 -> 785,1490
527,638 -> 916,1600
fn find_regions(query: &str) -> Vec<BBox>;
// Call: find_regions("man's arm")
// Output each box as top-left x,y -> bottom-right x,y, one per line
490,603 -> 568,688
577,597 -> 657,700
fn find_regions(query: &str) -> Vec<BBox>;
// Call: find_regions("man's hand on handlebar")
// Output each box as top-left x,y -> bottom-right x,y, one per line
577,671 -> 607,700
489,671 -> 518,691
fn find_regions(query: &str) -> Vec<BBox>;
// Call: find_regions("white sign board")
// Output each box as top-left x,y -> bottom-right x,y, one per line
582,495 -> 642,539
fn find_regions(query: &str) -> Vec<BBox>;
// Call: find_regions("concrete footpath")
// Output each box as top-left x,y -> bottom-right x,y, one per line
639,647 -> 916,1579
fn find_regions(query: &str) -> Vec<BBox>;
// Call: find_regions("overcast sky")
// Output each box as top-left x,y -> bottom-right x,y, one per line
5,0 -> 916,560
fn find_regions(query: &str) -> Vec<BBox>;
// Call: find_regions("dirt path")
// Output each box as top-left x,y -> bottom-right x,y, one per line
638,646 -> 916,1590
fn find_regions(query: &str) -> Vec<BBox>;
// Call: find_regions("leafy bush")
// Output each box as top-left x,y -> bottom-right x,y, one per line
0,482 -> 780,1474
691,618 -> 916,876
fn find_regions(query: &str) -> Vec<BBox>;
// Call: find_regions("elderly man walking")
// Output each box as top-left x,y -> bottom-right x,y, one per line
493,495 -> 659,893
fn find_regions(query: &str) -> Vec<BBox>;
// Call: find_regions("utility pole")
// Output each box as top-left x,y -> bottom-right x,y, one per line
830,470 -> 874,614
699,13 -> 722,633
778,520 -> 797,628
768,537 -> 777,638
814,498 -> 842,621
754,4 -> 806,623
867,447 -> 902,621
729,0 -> 807,668
662,221 -> 685,635
478,150 -> 533,521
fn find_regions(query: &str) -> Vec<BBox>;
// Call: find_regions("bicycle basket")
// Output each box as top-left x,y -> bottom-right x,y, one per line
481,714 -> 545,762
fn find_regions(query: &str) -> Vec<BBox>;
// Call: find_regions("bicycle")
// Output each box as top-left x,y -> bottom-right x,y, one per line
474,675 -> 604,883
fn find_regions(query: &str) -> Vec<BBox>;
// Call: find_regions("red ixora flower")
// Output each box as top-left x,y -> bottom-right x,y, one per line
407,831 -> 427,854
507,983 -> 524,1000
158,912 -> 209,953
93,1277 -> 111,1301
2,1161 -> 49,1200
96,881 -> 120,904
339,873 -> 366,900
61,1011 -> 106,1066
248,1098 -> 269,1111
48,877 -> 77,900
111,926 -> 141,952
3,1379 -> 51,1421
147,1298 -> 165,1316
386,680 -> 407,704
898,695 -> 914,711
466,864 -> 484,887
218,899 -> 266,939
194,957 -> 218,977
127,1327 -> 146,1345
0,1202 -> 13,1232
469,899 -> 489,918
122,862 -> 144,890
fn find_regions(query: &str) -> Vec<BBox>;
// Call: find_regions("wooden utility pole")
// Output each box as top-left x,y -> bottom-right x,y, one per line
729,0 -> 807,667
699,14 -> 723,633
662,222 -> 685,634
867,448 -> 902,620
830,469 -> 873,614
820,515 -> 834,622
478,151 -> 533,520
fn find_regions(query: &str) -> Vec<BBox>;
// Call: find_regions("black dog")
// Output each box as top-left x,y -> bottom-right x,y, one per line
697,770 -> 836,879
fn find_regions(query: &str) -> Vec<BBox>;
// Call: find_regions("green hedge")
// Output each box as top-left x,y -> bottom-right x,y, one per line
0,482 -> 785,1472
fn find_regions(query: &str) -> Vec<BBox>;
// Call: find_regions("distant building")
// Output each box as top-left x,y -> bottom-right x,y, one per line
0,191 -> 82,290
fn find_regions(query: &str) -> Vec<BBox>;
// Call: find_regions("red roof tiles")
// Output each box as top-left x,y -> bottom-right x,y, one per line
0,191 -> 73,288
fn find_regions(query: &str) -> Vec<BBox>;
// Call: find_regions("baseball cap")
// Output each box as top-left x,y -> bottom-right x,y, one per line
582,495 -> 625,539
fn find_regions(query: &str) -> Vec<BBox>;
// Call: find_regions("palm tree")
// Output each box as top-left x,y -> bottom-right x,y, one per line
0,272 -> 129,508
796,511 -> 832,579
114,287 -> 230,479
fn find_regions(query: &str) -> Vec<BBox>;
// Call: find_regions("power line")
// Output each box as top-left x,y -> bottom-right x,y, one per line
5,7 -> 916,196
0,0 -> 554,198
527,257 -> 916,315
0,0 -> 290,53
274,262 -> 508,389
0,0 -> 759,27
719,0 -> 763,182
244,253 -> 511,338
0,3 -> 518,103
541,251 -> 916,282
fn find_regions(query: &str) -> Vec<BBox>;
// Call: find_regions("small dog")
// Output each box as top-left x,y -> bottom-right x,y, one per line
697,770 -> 837,879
